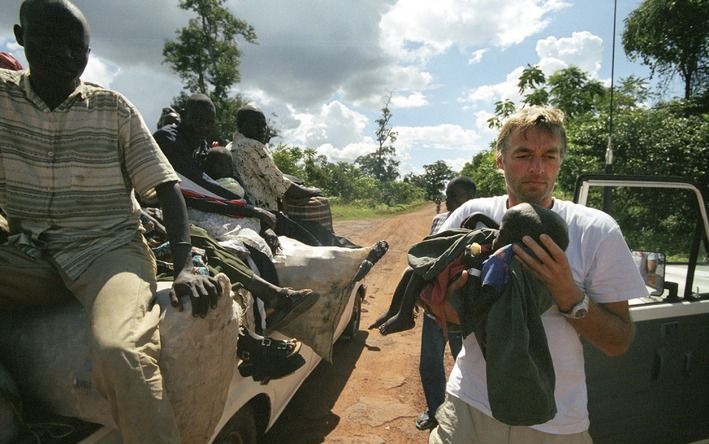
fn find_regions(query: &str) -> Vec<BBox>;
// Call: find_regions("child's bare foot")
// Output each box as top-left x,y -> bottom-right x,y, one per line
368,310 -> 396,329
378,313 -> 415,335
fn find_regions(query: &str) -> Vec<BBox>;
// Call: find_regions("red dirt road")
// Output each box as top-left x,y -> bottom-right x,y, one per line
264,204 -> 455,444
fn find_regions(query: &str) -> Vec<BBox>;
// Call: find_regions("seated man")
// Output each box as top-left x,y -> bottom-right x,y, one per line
0,1 -> 219,441
154,95 -> 335,248
229,105 -> 360,248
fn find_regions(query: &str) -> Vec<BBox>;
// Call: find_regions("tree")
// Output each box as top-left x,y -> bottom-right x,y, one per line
418,161 -> 455,201
459,150 -> 506,197
163,0 -> 257,140
356,94 -> 400,182
623,0 -> 709,99
518,64 -> 549,107
547,67 -> 605,119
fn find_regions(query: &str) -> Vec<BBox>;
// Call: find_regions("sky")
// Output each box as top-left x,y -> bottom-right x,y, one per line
0,0 -> 683,176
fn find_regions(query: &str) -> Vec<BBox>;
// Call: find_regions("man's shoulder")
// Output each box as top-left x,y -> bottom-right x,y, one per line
458,195 -> 507,214
553,199 -> 620,232
153,124 -> 179,143
0,69 -> 23,90
431,212 -> 449,223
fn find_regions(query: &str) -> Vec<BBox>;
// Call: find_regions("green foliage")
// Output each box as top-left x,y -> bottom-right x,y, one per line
163,0 -> 256,140
487,99 -> 516,129
547,67 -> 605,120
356,95 -> 400,182
459,150 -> 506,197
417,160 -> 455,201
623,0 -> 709,99
272,144 -> 423,207
271,144 -> 307,178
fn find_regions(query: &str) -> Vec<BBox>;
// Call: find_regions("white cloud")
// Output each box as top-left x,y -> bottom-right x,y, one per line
391,92 -> 428,108
379,0 -> 571,62
459,66 -> 525,105
282,100 -> 369,150
81,54 -> 120,88
536,31 -> 603,77
468,48 -> 488,65
316,141 -> 377,163
397,124 -> 481,151
458,31 -> 604,108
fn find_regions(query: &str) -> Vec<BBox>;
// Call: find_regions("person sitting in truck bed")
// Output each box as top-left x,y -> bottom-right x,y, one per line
0,1 -> 220,442
229,105 -> 361,248
153,95 -> 388,274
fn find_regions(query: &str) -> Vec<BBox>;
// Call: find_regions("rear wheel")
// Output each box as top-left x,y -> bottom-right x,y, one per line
213,404 -> 258,444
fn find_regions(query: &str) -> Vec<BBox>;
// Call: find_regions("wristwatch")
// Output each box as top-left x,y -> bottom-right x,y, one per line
560,294 -> 589,319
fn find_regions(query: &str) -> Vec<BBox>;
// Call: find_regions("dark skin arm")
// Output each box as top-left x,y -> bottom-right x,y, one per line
155,181 -> 220,317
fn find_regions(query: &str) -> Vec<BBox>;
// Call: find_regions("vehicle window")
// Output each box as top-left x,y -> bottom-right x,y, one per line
582,185 -> 707,298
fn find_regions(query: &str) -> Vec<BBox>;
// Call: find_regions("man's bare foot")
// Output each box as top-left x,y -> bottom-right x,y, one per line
378,313 -> 415,335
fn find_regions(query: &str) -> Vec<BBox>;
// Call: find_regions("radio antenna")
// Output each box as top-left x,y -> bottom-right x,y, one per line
603,0 -> 618,213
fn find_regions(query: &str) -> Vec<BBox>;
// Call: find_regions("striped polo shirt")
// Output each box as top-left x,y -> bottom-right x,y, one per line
0,69 -> 179,280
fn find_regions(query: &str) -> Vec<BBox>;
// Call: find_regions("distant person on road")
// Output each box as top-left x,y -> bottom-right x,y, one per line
429,106 -> 646,443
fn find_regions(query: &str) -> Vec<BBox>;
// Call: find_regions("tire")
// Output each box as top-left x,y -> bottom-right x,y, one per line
338,288 -> 363,342
213,404 -> 259,444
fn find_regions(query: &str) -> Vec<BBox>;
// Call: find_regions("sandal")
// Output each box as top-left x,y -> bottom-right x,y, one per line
236,332 -> 305,384
238,353 -> 306,385
237,333 -> 302,362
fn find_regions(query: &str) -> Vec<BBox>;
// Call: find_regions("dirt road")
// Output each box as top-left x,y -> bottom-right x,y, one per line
264,203 -> 455,444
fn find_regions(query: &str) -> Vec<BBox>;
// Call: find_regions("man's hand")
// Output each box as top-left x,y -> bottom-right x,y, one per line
170,270 -> 221,318
262,228 -> 281,254
512,234 -> 580,310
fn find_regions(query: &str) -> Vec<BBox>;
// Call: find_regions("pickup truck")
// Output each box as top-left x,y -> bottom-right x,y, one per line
574,175 -> 709,444
0,236 -> 370,444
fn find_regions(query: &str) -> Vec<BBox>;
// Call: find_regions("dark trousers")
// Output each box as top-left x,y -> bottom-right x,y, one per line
419,314 -> 462,417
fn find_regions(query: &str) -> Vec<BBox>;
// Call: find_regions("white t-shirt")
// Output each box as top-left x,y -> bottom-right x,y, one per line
441,195 -> 647,434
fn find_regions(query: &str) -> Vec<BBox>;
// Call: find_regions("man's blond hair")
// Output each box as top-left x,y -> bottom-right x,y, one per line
496,106 -> 567,160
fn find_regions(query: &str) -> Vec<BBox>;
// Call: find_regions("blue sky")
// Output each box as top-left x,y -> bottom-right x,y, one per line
1,0 -> 683,175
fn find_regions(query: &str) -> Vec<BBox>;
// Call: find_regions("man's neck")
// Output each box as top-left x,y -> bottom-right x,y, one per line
29,76 -> 79,111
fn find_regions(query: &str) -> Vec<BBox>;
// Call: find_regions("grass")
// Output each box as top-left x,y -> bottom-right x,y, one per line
331,200 -> 429,221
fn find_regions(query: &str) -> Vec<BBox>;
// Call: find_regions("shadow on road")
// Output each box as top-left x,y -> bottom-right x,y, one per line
263,330 -> 369,443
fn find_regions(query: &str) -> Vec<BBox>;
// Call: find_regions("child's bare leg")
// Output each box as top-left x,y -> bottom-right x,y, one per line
368,266 -> 413,329
379,272 -> 425,335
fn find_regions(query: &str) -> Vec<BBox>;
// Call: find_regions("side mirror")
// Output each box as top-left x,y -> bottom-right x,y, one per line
631,251 -> 666,296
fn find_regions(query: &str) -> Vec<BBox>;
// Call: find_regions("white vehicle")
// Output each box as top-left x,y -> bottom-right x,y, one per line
574,175 -> 709,444
0,238 -> 369,444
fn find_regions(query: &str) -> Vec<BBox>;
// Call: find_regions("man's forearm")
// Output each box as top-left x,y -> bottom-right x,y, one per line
155,181 -> 193,276
567,296 -> 635,356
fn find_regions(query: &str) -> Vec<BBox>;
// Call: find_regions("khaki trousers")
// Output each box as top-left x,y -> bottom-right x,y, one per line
0,237 -> 180,443
429,394 -> 593,444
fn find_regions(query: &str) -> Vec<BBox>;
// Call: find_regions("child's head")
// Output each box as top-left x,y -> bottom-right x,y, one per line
492,203 -> 569,252
204,146 -> 234,180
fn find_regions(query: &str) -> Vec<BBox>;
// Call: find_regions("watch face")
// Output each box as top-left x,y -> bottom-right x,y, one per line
575,308 -> 588,319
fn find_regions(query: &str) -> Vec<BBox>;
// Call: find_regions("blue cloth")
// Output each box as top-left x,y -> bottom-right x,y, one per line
419,314 -> 462,417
